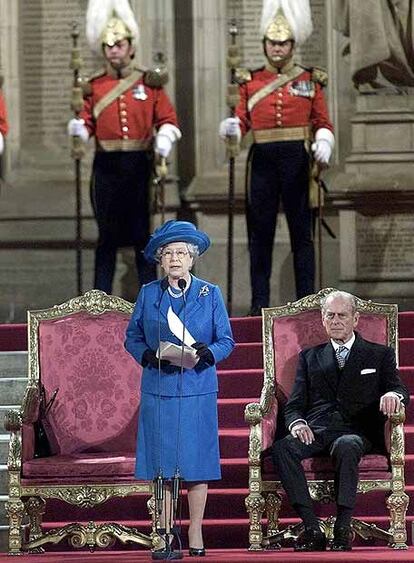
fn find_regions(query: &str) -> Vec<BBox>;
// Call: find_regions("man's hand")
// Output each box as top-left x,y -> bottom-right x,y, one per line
379,392 -> 401,416
219,117 -> 241,141
311,139 -> 332,165
67,118 -> 89,142
291,422 -> 315,445
312,127 -> 335,166
154,134 -> 172,158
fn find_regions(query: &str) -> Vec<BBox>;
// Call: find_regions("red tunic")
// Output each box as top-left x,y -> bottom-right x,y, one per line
236,65 -> 333,137
80,71 -> 178,146
0,92 -> 9,137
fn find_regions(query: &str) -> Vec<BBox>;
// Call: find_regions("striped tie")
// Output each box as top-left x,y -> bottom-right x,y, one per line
336,345 -> 348,369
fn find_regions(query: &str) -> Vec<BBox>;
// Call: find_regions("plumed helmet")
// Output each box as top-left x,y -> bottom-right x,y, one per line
86,0 -> 139,54
260,0 -> 313,45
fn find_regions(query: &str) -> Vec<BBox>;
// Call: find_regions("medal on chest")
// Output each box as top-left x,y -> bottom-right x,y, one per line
289,80 -> 315,98
132,84 -> 148,100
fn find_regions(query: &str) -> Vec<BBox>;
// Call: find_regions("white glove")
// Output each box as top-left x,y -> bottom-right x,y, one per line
154,123 -> 182,158
67,118 -> 89,142
155,134 -> 172,158
219,117 -> 241,141
0,132 -> 4,155
311,128 -> 335,165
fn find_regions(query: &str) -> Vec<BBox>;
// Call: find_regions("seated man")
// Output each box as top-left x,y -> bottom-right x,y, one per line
272,290 -> 409,552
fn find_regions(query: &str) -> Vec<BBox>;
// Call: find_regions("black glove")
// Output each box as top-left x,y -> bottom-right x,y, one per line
142,349 -> 171,369
192,342 -> 215,366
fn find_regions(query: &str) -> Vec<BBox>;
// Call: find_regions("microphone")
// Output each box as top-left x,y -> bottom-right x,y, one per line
177,278 -> 187,294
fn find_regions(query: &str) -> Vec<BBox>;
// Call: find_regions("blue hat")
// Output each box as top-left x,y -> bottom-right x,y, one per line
144,220 -> 211,263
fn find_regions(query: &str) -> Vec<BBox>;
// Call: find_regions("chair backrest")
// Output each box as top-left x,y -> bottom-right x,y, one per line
262,288 -> 398,404
28,290 -> 141,455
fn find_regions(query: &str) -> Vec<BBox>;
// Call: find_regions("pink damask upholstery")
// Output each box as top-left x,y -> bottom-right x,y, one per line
22,311 -> 142,472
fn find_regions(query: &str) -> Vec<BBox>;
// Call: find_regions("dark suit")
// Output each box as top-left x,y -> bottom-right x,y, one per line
272,332 -> 409,509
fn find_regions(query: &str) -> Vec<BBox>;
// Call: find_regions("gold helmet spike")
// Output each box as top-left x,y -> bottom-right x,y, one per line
265,9 -> 294,42
260,0 -> 313,46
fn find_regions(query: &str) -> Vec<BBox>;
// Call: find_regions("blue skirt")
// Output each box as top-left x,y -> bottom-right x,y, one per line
135,392 -> 221,482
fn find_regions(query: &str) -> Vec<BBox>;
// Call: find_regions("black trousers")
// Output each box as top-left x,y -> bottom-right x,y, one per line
247,141 -> 314,308
91,150 -> 156,294
272,431 -> 372,510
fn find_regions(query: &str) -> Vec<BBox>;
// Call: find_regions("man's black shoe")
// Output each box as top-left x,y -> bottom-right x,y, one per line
331,526 -> 352,551
294,528 -> 326,552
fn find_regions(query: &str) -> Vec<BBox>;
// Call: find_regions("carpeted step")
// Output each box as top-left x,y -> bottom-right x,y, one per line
400,367 -> 414,394
218,369 -> 263,398
399,312 -> 414,338
218,343 -> 263,370
399,338 -> 414,366
218,398 -> 256,428
0,324 -> 27,352
219,428 -> 249,457
230,317 -> 262,343
403,402 -> 414,425
403,425 -> 414,452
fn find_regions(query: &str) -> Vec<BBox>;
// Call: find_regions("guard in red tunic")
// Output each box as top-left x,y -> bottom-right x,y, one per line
220,0 -> 334,314
0,86 -> 9,155
68,0 -> 181,294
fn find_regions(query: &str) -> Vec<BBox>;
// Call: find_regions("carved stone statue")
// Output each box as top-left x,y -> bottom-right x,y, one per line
334,0 -> 414,92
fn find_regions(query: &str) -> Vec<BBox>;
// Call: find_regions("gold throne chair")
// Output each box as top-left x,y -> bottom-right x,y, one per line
245,288 -> 409,550
5,290 -> 158,554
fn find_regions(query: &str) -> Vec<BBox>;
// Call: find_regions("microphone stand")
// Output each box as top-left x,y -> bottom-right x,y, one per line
153,277 -> 183,561
169,277 -> 189,558
153,277 -> 181,560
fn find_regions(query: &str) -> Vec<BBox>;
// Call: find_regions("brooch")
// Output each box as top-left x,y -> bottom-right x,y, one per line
132,84 -> 148,101
199,285 -> 210,297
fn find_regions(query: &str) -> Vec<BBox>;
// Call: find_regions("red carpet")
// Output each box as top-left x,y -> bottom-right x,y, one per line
1,312 -> 413,559
0,547 -> 413,562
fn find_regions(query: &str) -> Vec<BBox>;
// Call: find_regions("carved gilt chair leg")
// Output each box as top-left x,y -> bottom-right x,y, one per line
265,492 -> 282,538
245,492 -> 265,550
386,491 -> 409,549
24,496 -> 46,552
147,494 -> 159,549
5,498 -> 26,555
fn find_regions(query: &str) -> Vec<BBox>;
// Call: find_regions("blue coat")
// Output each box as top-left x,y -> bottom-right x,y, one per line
125,275 -> 235,397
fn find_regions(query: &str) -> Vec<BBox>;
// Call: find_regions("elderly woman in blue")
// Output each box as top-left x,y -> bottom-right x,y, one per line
125,220 -> 234,557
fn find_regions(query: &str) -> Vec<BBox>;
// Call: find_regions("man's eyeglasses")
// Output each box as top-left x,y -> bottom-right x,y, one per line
161,249 -> 189,260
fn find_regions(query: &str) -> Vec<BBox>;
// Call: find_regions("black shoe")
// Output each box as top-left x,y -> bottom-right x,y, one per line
331,526 -> 352,551
294,528 -> 326,552
189,547 -> 205,556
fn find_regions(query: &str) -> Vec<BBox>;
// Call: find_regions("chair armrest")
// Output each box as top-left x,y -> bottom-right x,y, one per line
386,404 -> 406,466
21,383 -> 40,424
245,393 -> 279,462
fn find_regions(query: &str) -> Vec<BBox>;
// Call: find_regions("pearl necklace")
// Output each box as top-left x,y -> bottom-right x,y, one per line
167,278 -> 191,299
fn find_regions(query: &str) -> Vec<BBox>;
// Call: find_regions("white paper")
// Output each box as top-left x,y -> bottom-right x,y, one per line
156,341 -> 199,369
